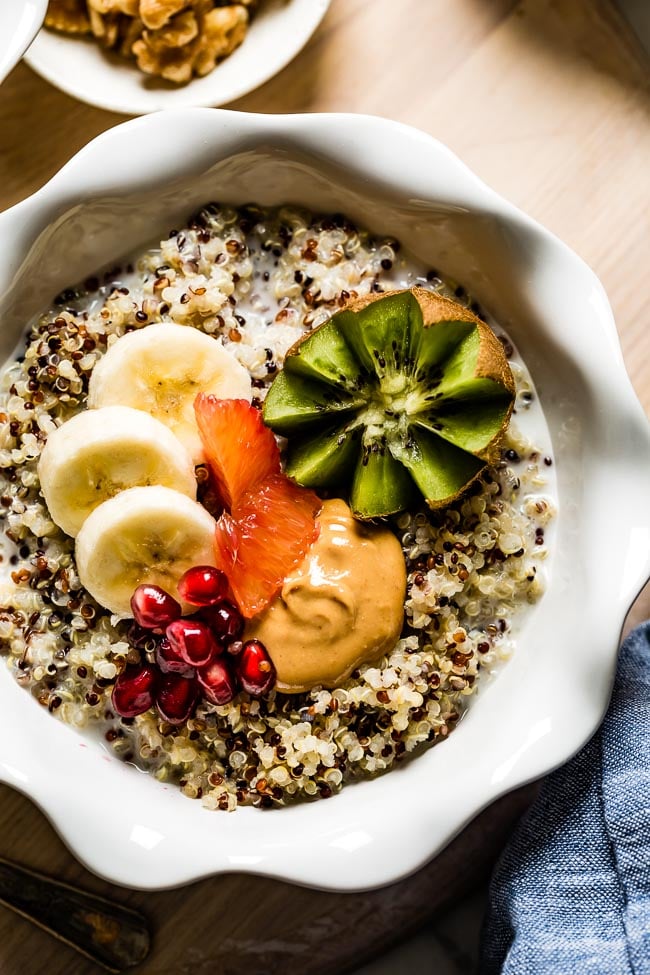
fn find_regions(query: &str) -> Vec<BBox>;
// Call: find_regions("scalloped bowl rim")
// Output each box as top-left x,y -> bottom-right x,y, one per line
0,110 -> 648,892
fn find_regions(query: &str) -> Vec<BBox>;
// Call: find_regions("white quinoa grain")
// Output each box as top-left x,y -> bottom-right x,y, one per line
0,203 -> 555,811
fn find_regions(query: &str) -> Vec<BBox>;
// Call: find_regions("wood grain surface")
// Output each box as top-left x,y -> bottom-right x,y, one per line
0,1 -> 648,972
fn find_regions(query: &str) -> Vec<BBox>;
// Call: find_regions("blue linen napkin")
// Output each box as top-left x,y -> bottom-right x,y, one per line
480,621 -> 650,975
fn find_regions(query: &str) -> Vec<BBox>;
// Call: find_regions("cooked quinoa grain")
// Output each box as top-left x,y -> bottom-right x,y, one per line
0,204 -> 555,809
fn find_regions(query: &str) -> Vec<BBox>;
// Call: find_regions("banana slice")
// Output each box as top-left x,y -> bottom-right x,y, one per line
75,485 -> 218,617
38,406 -> 197,538
87,323 -> 252,463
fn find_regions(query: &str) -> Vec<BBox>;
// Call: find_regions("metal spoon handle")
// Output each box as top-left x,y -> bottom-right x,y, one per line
0,856 -> 150,972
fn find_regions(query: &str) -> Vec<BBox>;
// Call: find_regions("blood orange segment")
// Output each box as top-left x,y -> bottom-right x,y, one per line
194,395 -> 281,510
215,474 -> 322,618
195,395 -> 322,618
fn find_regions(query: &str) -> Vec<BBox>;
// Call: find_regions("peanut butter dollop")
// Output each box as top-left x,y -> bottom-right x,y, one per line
245,498 -> 406,693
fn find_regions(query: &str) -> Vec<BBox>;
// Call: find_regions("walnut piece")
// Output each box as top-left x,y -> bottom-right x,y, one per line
193,5 -> 248,77
45,0 -> 91,33
88,6 -> 122,47
118,16 -> 145,57
143,9 -> 200,51
139,0 -> 188,30
132,36 -> 192,82
132,9 -> 198,82
87,0 -> 139,15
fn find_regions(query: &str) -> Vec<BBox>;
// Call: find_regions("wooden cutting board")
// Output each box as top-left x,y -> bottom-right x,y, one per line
0,1 -> 648,972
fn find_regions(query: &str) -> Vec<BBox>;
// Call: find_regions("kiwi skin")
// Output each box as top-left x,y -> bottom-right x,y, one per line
270,287 -> 516,517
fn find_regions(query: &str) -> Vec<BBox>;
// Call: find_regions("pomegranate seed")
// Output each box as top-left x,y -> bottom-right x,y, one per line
156,673 -> 199,724
238,640 -> 276,697
198,657 -> 236,706
156,637 -> 194,676
178,565 -> 229,606
227,640 -> 244,656
111,664 -> 158,718
131,584 -> 181,631
200,601 -> 243,643
166,618 -> 222,667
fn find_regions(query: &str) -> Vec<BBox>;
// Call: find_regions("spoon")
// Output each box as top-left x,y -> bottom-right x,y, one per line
0,855 -> 151,972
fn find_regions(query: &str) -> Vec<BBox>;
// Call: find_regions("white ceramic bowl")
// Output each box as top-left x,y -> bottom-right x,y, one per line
25,0 -> 330,114
0,0 -> 47,84
0,110 -> 649,892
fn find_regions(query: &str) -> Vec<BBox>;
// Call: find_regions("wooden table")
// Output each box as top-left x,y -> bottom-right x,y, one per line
0,1 -> 648,972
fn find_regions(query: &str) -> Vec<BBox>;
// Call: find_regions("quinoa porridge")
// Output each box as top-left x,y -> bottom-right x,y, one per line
0,204 -> 556,811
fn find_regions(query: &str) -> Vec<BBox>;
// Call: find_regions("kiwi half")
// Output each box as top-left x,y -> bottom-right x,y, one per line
263,287 -> 515,519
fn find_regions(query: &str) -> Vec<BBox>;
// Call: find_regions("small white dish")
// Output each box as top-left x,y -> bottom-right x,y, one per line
24,0 -> 330,115
0,110 -> 648,892
0,0 -> 47,84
